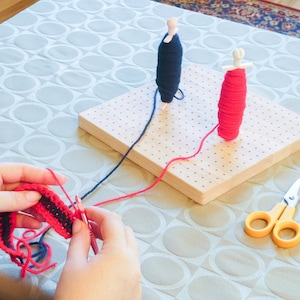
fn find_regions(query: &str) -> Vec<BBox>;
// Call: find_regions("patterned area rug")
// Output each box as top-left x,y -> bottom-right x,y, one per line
152,0 -> 300,37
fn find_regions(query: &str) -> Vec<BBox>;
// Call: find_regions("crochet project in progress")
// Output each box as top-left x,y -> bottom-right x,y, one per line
0,184 -> 77,277
0,119 -> 217,277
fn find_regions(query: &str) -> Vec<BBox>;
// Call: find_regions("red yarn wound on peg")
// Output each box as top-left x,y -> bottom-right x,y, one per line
217,69 -> 247,141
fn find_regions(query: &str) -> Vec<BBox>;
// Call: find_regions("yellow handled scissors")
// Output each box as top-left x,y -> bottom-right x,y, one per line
245,178 -> 300,248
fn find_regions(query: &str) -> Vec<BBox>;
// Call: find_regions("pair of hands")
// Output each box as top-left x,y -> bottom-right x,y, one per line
0,163 -> 141,300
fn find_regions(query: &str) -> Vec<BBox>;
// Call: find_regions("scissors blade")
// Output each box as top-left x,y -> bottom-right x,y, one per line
283,178 -> 300,207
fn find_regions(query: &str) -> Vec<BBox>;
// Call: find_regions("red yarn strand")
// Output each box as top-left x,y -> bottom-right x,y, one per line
46,168 -> 77,211
95,124 -> 218,206
13,236 -> 56,277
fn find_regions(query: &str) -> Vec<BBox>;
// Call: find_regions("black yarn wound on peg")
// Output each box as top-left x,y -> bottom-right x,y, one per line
156,33 -> 182,103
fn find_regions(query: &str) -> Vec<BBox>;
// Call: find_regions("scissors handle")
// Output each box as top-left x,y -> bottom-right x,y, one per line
244,203 -> 286,238
272,206 -> 300,248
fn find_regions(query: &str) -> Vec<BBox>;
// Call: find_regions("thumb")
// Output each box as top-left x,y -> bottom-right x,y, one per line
0,191 -> 41,212
66,219 -> 91,265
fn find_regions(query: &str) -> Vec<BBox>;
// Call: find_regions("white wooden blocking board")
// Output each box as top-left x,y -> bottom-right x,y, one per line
79,65 -> 300,205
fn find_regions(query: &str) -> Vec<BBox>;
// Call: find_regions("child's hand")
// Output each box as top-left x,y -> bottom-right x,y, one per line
0,163 -> 66,228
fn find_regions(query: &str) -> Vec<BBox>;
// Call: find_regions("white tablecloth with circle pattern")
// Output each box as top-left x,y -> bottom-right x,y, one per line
0,0 -> 300,299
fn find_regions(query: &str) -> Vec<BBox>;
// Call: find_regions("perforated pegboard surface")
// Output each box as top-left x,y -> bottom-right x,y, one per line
79,64 -> 300,204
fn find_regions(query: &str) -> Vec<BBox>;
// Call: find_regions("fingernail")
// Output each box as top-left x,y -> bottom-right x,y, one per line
25,191 -> 41,203
72,219 -> 83,234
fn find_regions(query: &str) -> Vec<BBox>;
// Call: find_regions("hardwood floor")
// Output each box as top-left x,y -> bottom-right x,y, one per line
0,0 -> 38,23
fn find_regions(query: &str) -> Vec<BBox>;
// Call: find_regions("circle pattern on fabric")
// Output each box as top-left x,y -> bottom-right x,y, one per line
203,35 -> 233,50
76,0 -> 104,12
60,149 -> 106,173
113,67 -> 148,84
142,254 -> 188,289
0,25 -> 16,39
79,56 -> 114,73
0,121 -> 25,143
187,203 -> 233,230
256,70 -> 292,88
265,267 -> 300,299
185,48 -> 219,64
179,26 -> 201,41
93,82 -> 129,100
47,44 -> 80,61
108,165 -> 147,189
30,2 -> 57,14
14,34 -> 47,51
37,22 -> 67,37
66,31 -> 100,47
47,116 -> 77,138
133,52 -> 157,69
104,7 -> 136,22
188,276 -> 241,300
101,42 -> 133,58
9,12 -> 37,26
152,5 -> 184,18
72,99 -> 100,114
59,71 -> 93,88
36,86 -> 73,105
211,246 -> 264,281
251,31 -> 282,46
87,20 -> 117,34
0,48 -> 25,65
4,74 -> 37,93
280,98 -> 300,114
163,226 -> 211,258
55,10 -> 87,24
123,0 -> 150,9
273,55 -> 300,72
137,17 -> 165,31
217,22 -> 249,36
185,13 -> 215,27
240,44 -> 270,61
13,103 -> 49,123
24,58 -> 60,76
22,136 -> 62,158
118,29 -> 151,44
285,40 -> 300,56
0,92 -> 14,110
122,206 -> 164,235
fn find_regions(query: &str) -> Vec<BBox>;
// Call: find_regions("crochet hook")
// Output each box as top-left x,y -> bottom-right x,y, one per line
75,195 -> 99,255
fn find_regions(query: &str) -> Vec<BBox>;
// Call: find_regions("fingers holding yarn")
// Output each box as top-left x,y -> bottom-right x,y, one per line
15,212 -> 42,229
0,163 -> 66,187
0,190 -> 41,212
85,207 -> 127,249
124,226 -> 139,257
66,219 -> 90,265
